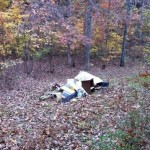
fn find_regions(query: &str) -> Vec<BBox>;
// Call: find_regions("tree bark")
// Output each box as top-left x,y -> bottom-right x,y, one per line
139,0 -> 144,45
67,41 -> 74,67
23,4 -> 33,75
65,0 -> 74,67
23,39 -> 33,75
120,0 -> 131,67
84,0 -> 93,70
105,0 -> 111,54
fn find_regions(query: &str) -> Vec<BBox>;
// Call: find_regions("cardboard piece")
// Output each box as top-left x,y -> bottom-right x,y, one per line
75,71 -> 103,85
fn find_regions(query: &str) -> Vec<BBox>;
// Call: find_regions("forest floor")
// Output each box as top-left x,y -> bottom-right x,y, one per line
0,57 -> 149,150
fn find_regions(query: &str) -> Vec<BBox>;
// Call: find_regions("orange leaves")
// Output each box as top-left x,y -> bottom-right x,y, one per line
101,2 -> 109,9
139,73 -> 150,78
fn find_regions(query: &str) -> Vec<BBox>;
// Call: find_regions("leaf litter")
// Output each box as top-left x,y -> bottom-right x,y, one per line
0,60 -> 149,149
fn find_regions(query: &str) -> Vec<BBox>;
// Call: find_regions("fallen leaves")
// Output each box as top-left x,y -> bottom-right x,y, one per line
0,60 -> 149,149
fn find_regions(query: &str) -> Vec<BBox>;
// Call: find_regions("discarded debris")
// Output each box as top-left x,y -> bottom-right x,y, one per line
40,71 -> 109,103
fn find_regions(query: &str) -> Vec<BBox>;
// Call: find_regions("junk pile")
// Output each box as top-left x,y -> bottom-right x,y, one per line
40,71 -> 109,103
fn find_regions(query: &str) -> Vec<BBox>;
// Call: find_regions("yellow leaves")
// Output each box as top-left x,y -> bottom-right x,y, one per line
0,0 -> 11,11
11,6 -> 21,16
5,6 -> 22,23
0,7 -> 22,36
5,22 -> 16,29
91,47 -> 98,53
75,19 -> 84,33
1,0 -> 22,23
111,32 -> 123,41
0,0 -> 23,57
93,27 -> 102,39
108,32 -> 122,51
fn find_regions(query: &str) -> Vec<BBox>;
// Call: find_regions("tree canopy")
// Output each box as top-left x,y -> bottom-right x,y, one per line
0,0 -> 149,68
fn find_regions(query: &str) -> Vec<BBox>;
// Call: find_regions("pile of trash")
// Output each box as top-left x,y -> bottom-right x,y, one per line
40,71 -> 109,103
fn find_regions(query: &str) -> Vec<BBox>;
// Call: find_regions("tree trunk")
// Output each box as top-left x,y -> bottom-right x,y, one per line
65,0 -> 74,67
139,0 -> 144,45
105,0 -> 111,54
120,0 -> 131,67
23,39 -> 33,75
48,50 -> 54,73
67,41 -> 74,67
22,3 -> 34,76
84,0 -> 93,70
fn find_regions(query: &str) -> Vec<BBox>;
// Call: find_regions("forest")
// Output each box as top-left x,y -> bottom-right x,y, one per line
0,0 -> 150,149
